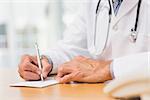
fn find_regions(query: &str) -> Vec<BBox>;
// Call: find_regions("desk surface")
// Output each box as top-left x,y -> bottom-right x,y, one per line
0,68 -> 115,100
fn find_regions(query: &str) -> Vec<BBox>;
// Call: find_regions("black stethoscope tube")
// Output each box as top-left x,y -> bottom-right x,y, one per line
130,0 -> 142,42
93,0 -> 142,55
96,0 -> 142,33
94,0 -> 112,55
134,0 -> 142,32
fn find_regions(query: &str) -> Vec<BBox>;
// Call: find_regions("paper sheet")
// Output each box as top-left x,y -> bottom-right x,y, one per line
10,79 -> 59,88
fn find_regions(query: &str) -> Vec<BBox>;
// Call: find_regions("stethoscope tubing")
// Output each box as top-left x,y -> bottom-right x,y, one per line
130,0 -> 142,42
93,0 -> 142,55
94,0 -> 112,55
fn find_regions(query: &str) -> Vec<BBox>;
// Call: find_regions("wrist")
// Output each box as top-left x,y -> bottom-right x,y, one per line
100,60 -> 113,82
109,61 -> 115,79
106,60 -> 113,80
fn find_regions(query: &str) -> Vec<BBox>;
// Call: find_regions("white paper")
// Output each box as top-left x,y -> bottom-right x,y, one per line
10,79 -> 59,88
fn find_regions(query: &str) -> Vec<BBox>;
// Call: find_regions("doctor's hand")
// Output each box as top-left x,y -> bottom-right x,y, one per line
18,55 -> 52,81
56,56 -> 112,83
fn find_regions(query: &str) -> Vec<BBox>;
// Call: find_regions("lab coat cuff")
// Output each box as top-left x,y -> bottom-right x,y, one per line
110,61 -> 115,79
112,52 -> 149,79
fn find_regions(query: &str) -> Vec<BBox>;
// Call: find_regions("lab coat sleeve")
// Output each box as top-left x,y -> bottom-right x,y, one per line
112,52 -> 150,79
42,5 -> 92,74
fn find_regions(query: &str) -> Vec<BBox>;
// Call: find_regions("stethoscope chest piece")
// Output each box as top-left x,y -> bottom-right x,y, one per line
129,28 -> 138,43
92,0 -> 142,55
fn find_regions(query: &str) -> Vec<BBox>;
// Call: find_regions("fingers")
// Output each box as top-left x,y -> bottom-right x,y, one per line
19,54 -> 54,81
57,64 -> 73,77
58,73 -> 74,83
56,64 -> 74,82
19,71 -> 40,81
56,56 -> 95,83
30,56 -> 38,65
41,58 -> 52,78
18,55 -> 41,80
56,70 -> 81,83
22,62 -> 41,74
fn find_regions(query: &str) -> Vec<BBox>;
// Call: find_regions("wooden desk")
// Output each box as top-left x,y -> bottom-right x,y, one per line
0,68 -> 115,100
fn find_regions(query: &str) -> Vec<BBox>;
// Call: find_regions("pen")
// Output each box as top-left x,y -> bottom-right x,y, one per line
34,43 -> 44,81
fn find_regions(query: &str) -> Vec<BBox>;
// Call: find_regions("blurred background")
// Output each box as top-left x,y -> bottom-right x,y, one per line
0,0 -> 85,68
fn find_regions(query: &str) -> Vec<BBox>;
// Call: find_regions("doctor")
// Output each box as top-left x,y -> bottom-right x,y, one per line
18,0 -> 149,83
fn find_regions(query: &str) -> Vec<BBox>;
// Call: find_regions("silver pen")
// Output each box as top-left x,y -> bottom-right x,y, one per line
34,43 -> 44,81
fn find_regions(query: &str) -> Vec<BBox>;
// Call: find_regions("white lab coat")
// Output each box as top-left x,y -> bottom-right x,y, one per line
43,0 -> 150,79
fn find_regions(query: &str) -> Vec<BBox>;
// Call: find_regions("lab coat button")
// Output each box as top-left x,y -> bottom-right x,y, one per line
113,25 -> 118,31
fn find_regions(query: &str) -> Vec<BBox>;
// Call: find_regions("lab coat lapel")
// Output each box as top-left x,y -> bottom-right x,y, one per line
112,0 -> 139,26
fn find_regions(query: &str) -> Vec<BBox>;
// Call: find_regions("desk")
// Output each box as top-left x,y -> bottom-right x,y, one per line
0,68 -> 115,100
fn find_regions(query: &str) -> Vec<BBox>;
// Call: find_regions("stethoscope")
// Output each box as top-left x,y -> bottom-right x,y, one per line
92,0 -> 142,55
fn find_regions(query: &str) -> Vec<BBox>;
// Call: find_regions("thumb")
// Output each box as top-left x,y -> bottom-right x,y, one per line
42,58 -> 52,78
